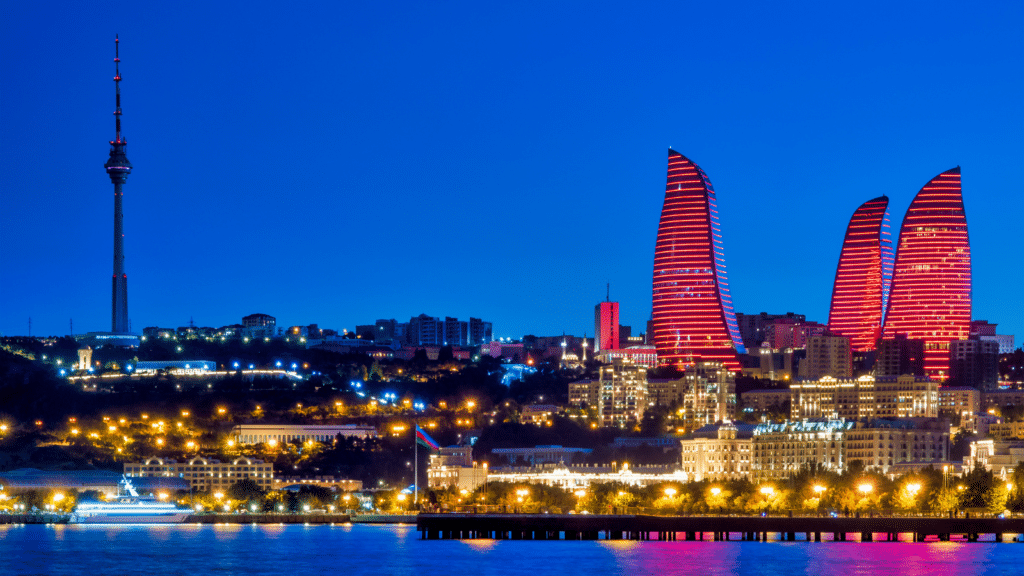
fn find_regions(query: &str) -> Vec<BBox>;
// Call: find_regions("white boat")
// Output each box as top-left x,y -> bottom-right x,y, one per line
70,476 -> 191,524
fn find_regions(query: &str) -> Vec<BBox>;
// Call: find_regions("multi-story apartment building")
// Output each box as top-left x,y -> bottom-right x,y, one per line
988,422 -> 1024,441
124,456 -> 273,491
679,423 -> 752,481
950,336 -> 1000,390
983,390 -> 1024,410
802,334 -> 852,380
740,389 -> 792,413
791,374 -> 938,420
875,335 -> 925,377
938,386 -> 981,418
568,378 -> 600,409
681,362 -> 736,430
844,419 -> 949,474
750,420 -> 851,481
241,313 -> 276,339
646,377 -> 685,408
598,360 -> 647,428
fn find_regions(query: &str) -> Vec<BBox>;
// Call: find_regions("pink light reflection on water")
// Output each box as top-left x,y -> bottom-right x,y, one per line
802,542 -> 997,576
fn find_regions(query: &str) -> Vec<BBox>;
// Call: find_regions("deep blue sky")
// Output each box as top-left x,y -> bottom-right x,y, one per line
2,2 -> 1022,343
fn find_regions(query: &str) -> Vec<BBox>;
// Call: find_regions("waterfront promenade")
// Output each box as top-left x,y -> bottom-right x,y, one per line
0,513 -> 418,525
417,513 -> 1024,543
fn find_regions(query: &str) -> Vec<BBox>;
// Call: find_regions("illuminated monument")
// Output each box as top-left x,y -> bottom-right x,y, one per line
882,168 -> 971,379
652,151 -> 745,371
104,35 -> 133,335
826,196 -> 894,352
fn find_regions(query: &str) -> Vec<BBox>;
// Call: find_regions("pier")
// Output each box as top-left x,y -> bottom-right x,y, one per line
417,514 -> 1024,543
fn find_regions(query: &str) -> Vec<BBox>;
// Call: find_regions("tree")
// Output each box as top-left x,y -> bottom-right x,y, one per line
986,482 -> 1011,515
226,479 -> 266,502
931,488 -> 959,514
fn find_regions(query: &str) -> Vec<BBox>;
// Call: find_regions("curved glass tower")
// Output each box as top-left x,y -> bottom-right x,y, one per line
882,167 -> 971,379
652,151 -> 745,371
827,196 -> 893,352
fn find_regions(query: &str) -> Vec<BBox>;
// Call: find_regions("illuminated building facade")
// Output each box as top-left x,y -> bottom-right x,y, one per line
751,420 -> 851,482
790,374 -> 938,420
882,168 -> 971,379
827,196 -> 893,352
681,362 -> 736,430
598,360 -> 647,428
594,301 -> 620,352
652,151 -> 745,370
124,457 -> 274,491
679,423 -> 752,481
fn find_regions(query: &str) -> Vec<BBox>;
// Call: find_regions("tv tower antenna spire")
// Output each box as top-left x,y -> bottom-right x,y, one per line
105,34 -> 133,334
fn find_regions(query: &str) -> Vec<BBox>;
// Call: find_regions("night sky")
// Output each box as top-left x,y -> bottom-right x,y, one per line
2,2 -> 1022,343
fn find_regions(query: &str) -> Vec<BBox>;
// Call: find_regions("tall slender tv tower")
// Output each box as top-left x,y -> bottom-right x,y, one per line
104,35 -> 132,333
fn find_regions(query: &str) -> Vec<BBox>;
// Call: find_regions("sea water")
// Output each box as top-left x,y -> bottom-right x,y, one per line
0,523 -> 1019,575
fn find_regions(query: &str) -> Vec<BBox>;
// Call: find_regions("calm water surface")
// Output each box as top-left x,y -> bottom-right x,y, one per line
0,523 -> 1020,575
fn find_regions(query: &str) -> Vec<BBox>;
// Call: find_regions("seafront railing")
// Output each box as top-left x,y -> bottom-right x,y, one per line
417,513 -> 1024,543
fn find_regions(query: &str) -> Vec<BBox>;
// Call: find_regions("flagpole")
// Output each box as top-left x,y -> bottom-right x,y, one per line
414,420 -> 418,507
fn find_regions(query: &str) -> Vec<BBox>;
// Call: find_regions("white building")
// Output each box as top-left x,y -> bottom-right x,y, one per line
679,423 -> 752,481
231,424 -> 377,445
124,456 -> 273,491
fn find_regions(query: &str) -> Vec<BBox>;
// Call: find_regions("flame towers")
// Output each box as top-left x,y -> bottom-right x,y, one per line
826,196 -> 894,352
652,151 -> 745,370
104,36 -> 132,334
882,168 -> 971,379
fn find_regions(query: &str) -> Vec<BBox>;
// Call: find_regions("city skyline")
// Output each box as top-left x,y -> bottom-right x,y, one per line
1,3 -> 1022,343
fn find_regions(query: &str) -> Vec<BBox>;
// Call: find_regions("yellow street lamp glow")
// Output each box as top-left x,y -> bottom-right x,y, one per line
710,487 -> 721,496
397,494 -> 407,502
665,487 -> 678,497
516,489 -> 529,497
214,492 -> 224,500
53,493 -> 65,502
108,425 -> 117,432
157,492 -> 169,501
906,483 -> 921,493
813,485 -> 826,494
227,440 -> 235,447
186,441 -> 196,448
155,438 -> 164,446
760,486 -> 774,495
574,490 -> 586,497
267,439 -> 277,447
858,483 -> 872,494
70,428 -> 79,435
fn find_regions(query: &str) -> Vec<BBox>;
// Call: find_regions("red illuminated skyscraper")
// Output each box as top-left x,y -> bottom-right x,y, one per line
826,196 -> 893,352
595,301 -> 619,352
882,167 -> 971,379
652,151 -> 745,370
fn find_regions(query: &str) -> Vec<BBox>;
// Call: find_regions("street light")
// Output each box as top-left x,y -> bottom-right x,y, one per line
858,483 -> 873,495
710,487 -> 722,496
813,485 -> 826,495
760,486 -> 774,495
665,487 -> 677,498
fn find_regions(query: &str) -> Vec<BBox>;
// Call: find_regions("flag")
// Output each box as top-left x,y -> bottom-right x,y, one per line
415,425 -> 440,450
